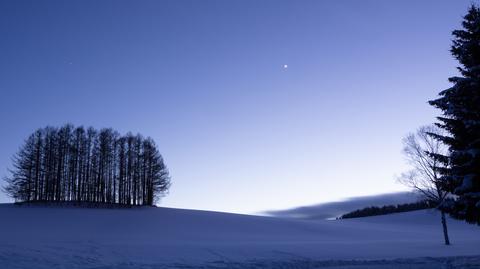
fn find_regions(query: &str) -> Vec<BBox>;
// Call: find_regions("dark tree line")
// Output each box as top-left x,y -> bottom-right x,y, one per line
3,124 -> 170,206
428,5 -> 480,225
339,201 -> 434,220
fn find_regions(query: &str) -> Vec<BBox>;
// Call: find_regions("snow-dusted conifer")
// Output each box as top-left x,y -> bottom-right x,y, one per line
429,5 -> 480,224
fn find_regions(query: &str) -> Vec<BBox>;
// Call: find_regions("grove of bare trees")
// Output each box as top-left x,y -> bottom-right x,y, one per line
3,124 -> 170,206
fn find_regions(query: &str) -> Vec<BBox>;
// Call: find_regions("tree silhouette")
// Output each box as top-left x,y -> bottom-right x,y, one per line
429,5 -> 480,225
3,124 -> 170,206
399,125 -> 451,245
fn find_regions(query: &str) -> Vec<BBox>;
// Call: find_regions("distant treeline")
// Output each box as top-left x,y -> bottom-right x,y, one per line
339,200 -> 435,219
3,124 -> 170,206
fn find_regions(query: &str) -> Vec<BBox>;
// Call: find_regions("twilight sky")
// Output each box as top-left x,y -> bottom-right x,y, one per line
0,0 -> 474,214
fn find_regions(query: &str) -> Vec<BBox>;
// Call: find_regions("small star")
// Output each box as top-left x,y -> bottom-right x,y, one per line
283,64 -> 288,69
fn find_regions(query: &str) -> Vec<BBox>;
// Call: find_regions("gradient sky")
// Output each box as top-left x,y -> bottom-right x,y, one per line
0,0 -> 474,214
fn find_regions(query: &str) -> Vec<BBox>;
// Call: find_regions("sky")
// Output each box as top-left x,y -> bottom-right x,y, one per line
0,0 -> 475,214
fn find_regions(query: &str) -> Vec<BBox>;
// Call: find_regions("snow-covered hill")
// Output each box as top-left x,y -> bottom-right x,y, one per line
0,204 -> 479,268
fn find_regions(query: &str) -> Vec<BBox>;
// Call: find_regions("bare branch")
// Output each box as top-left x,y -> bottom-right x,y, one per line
399,125 -> 448,205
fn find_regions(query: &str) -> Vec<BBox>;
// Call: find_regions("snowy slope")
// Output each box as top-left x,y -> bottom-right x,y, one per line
0,204 -> 479,268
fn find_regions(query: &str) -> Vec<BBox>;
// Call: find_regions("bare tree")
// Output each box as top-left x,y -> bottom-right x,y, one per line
399,125 -> 451,245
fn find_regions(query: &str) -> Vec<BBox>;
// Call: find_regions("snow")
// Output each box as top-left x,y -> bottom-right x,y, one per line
0,204 -> 479,268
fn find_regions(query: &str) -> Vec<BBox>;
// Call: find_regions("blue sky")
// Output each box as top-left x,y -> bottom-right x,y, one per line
0,0 -> 474,213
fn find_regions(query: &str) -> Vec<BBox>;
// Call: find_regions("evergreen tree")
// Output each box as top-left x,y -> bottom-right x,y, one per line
429,5 -> 480,224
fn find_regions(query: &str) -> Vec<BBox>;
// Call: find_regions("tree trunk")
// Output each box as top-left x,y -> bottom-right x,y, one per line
441,211 -> 450,245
